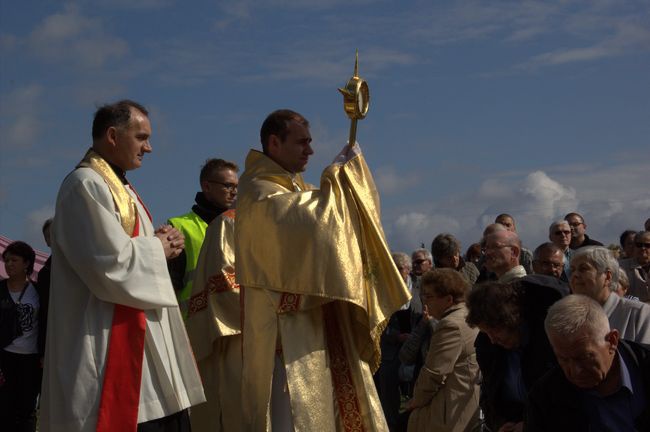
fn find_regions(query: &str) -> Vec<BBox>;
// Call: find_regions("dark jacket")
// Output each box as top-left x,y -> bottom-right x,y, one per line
167,192 -> 228,291
572,234 -> 604,250
476,275 -> 568,430
525,340 -> 650,431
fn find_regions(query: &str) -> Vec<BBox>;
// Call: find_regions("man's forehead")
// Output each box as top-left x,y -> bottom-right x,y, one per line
540,250 -> 563,260
550,331 -> 593,353
286,119 -> 310,135
128,109 -> 151,129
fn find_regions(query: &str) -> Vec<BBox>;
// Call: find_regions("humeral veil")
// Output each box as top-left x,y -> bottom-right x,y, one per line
235,144 -> 411,431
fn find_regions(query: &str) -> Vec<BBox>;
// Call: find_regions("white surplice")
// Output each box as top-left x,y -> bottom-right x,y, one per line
41,167 -> 205,432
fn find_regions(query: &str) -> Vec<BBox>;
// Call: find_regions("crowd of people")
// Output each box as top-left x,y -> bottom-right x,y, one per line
377,214 -> 649,431
0,99 -> 648,432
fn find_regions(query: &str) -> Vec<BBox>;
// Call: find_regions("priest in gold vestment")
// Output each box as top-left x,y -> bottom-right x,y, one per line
185,209 -> 242,431
235,109 -> 411,431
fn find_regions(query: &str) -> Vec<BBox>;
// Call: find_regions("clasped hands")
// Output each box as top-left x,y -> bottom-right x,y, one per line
155,225 -> 185,259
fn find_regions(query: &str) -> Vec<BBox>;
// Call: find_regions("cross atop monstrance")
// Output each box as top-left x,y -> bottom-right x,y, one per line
338,51 -> 370,146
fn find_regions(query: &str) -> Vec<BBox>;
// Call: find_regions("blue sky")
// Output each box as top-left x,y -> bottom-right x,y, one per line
1,0 -> 649,255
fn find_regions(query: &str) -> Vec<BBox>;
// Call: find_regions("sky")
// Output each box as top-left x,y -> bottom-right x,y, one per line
1,0 -> 649,256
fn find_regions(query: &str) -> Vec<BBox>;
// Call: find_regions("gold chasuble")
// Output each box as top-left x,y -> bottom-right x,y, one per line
186,209 -> 242,432
235,146 -> 411,431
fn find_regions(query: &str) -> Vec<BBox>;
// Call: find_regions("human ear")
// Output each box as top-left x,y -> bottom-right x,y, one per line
605,329 -> 619,351
106,126 -> 118,147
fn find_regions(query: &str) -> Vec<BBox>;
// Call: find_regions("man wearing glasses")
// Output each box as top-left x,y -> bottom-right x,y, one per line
483,230 -> 527,283
548,220 -> 573,281
620,231 -> 650,302
532,242 -> 565,280
168,159 -> 239,316
564,212 -> 603,250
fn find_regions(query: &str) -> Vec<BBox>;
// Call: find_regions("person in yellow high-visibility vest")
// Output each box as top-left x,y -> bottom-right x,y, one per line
167,158 -> 238,316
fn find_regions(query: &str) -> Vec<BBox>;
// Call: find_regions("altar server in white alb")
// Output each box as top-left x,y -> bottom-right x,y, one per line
41,100 -> 205,432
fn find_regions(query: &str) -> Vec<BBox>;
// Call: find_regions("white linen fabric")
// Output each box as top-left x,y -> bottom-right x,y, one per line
41,167 -> 205,432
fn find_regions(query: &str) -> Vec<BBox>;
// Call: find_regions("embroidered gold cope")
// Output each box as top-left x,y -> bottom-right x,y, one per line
235,146 -> 411,431
186,209 -> 242,431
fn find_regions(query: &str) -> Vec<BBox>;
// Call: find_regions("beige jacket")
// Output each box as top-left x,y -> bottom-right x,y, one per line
408,303 -> 480,432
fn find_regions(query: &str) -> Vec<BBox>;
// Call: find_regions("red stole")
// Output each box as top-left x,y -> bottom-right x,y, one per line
96,187 -> 152,432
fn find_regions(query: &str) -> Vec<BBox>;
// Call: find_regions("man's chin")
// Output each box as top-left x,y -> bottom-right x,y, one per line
570,378 -> 598,389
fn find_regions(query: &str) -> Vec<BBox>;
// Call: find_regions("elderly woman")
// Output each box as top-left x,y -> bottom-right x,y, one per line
0,241 -> 41,432
406,268 -> 479,432
466,277 -> 565,432
431,233 -> 479,285
569,246 -> 650,344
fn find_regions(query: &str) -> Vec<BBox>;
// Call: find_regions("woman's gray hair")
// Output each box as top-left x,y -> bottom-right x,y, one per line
544,294 -> 610,341
392,252 -> 411,271
571,246 -> 620,291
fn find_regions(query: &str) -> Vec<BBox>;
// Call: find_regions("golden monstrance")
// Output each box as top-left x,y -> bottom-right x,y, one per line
338,51 -> 370,146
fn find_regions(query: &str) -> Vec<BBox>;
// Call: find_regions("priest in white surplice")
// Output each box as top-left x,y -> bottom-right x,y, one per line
41,100 -> 205,432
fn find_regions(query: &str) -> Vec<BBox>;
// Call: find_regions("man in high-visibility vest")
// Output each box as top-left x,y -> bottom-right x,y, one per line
168,158 -> 238,316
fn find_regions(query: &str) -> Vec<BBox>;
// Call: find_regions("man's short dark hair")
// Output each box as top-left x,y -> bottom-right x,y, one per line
431,233 -> 461,266
92,99 -> 149,141
619,229 -> 636,247
635,230 -> 650,242
495,213 -> 514,222
2,240 -> 36,276
199,159 -> 239,183
466,281 -> 521,330
564,212 -> 584,223
533,242 -> 563,261
260,109 -> 309,154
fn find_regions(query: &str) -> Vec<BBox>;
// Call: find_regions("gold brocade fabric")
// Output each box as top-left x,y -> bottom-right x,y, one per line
235,149 -> 411,372
76,148 -> 137,235
186,209 -> 243,431
186,209 -> 241,359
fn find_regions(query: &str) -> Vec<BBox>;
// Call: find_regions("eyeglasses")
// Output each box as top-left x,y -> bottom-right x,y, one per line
412,259 -> 429,265
553,230 -> 571,236
207,180 -> 238,192
635,242 -> 650,249
567,221 -> 584,228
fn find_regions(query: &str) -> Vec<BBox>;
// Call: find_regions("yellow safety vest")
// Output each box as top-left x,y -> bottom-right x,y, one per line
169,211 -> 208,316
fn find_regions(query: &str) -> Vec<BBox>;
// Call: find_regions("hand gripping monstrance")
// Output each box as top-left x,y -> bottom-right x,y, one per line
338,51 -> 370,146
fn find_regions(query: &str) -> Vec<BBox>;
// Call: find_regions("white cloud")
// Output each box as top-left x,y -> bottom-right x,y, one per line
24,205 -> 55,250
385,163 -> 649,254
374,166 -> 420,195
27,5 -> 129,69
392,212 -> 461,251
0,84 -> 44,150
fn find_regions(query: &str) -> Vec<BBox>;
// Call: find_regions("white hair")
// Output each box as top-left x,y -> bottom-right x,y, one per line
411,248 -> 433,262
571,246 -> 620,291
544,294 -> 610,341
392,251 -> 411,271
548,220 -> 570,236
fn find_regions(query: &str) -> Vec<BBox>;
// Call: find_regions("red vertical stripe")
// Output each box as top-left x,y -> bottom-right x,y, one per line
96,205 -> 148,431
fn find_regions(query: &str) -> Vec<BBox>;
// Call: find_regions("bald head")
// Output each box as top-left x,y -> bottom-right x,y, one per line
483,223 -> 507,238
484,230 -> 522,277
